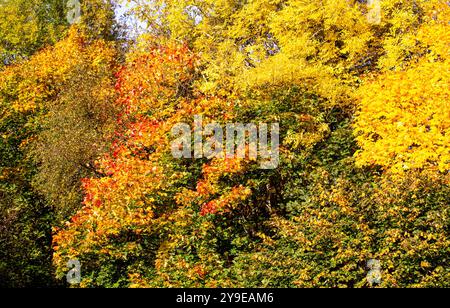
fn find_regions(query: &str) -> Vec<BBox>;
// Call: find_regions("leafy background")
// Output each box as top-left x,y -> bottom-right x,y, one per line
0,0 -> 448,287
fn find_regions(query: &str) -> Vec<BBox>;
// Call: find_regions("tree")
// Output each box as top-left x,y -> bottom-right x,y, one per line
355,1 -> 450,176
0,0 -> 120,286
0,0 -> 67,65
53,39 -> 206,287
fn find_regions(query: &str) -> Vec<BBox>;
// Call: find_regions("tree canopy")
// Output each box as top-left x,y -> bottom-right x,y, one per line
1,0 -> 448,288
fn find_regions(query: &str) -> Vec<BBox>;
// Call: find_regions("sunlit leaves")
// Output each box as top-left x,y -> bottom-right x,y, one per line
355,3 -> 450,175
23,0 -> 450,288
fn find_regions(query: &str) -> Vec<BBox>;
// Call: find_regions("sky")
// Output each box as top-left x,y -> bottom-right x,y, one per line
114,0 -> 149,39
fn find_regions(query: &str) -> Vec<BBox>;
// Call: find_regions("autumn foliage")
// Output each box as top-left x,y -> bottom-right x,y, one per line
1,0 -> 449,287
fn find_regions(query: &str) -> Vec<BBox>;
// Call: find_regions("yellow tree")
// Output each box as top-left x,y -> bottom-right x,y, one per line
355,1 -> 449,176
0,27 -> 118,285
